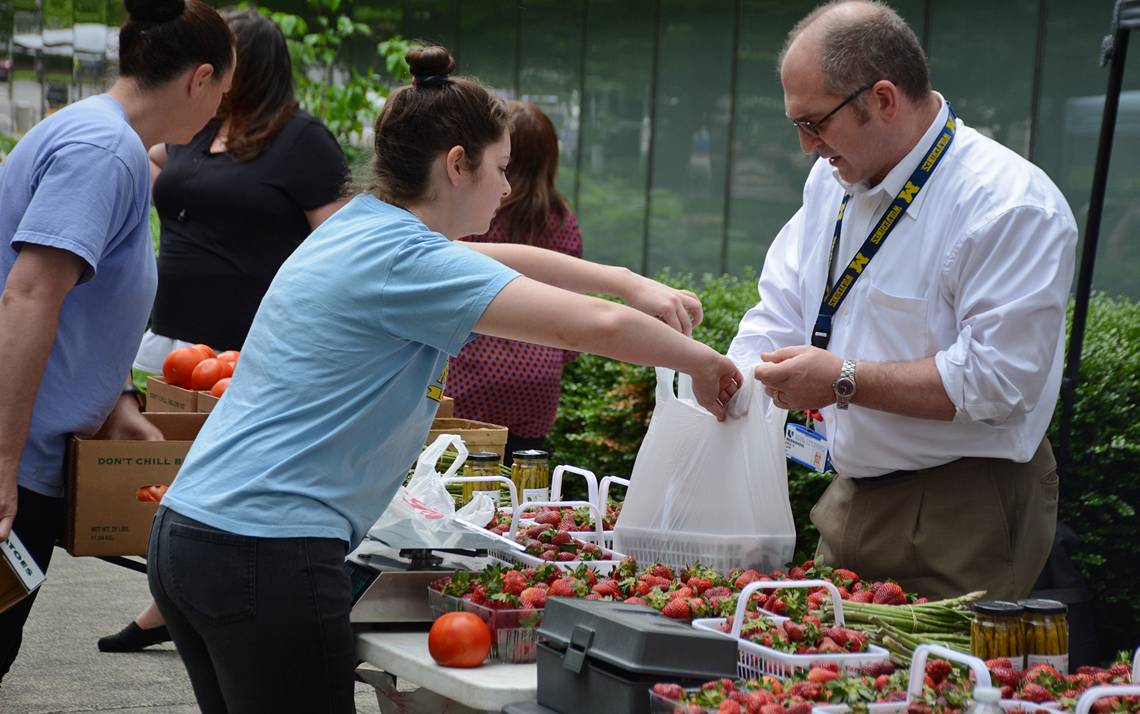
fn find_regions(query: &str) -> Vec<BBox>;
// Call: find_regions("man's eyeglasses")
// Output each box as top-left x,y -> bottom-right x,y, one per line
789,82 -> 875,137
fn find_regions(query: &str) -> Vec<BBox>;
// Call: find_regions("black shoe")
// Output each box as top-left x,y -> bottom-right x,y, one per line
97,622 -> 171,652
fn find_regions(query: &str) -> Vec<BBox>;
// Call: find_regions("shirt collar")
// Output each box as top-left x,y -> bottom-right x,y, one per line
833,93 -> 950,218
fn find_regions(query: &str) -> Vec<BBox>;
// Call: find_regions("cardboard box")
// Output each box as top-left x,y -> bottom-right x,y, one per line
145,376 -> 197,412
426,417 -> 508,459
65,412 -> 208,557
0,532 -> 46,615
437,395 -> 454,418
197,391 -> 220,413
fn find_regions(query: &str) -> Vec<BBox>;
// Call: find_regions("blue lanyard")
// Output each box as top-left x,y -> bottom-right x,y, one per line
811,105 -> 958,350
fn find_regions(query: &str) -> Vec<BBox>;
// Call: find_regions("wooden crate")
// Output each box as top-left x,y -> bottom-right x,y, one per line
426,418 -> 508,459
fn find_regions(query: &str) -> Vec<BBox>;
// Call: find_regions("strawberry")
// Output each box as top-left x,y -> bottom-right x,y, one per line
556,552 -> 576,561
584,593 -> 604,600
705,586 -> 733,599
875,674 -> 891,691
850,590 -> 874,603
717,701 -> 741,714
734,569 -> 763,590
990,666 -> 1022,688
650,564 -> 675,580
548,577 -> 582,598
624,596 -> 647,606
986,658 -> 1014,669
1020,683 -> 1052,703
1092,698 -> 1121,714
535,510 -> 561,525
807,667 -> 840,683
1108,663 -> 1131,679
832,568 -> 861,585
519,587 -> 547,609
783,620 -> 806,642
592,581 -> 621,598
872,582 -> 906,605
758,706 -> 784,714
925,658 -> 953,685
651,682 -> 685,701
689,577 -> 713,595
661,598 -> 691,619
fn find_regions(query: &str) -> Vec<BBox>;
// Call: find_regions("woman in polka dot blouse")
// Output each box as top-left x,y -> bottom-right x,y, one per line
449,101 -> 582,461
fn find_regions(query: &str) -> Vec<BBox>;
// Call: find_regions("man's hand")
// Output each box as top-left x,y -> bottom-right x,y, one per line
101,393 -> 165,441
753,345 -> 842,411
691,355 -> 743,422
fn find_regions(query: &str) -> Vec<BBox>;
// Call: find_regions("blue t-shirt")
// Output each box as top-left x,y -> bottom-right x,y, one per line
163,195 -> 520,546
0,94 -> 156,497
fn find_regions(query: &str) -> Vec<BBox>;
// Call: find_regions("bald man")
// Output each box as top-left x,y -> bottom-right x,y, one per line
728,0 -> 1077,599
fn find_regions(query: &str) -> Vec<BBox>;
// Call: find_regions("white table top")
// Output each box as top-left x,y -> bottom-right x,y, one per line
355,630 -> 537,711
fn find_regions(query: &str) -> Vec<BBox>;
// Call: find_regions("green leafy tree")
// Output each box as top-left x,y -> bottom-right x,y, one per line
260,0 -> 412,163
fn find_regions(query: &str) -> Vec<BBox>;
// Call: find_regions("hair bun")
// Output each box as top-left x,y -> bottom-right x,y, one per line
406,45 -> 456,80
124,0 -> 185,24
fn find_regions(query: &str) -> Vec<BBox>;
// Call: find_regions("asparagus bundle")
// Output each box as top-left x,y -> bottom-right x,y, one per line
820,591 -> 983,666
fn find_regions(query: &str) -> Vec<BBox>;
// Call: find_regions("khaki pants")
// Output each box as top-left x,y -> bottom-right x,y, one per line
812,439 -> 1058,601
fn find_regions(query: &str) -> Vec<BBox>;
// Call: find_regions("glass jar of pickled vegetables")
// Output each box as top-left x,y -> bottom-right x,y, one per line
461,451 -> 503,503
1020,598 -> 1069,674
511,449 -> 550,503
971,601 -> 1026,670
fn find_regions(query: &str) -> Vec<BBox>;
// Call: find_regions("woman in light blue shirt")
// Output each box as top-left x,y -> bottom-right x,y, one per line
0,0 -> 235,684
148,45 -> 742,712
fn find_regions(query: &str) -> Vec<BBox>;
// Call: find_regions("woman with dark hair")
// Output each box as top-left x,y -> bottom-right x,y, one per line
147,45 -> 740,711
0,0 -> 234,683
98,8 -> 348,654
448,101 -> 583,460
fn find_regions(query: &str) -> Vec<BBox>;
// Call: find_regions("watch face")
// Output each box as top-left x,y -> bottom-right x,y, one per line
835,378 -> 856,398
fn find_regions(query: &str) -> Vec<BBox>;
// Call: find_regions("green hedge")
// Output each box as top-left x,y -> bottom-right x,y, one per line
548,274 -> 1139,654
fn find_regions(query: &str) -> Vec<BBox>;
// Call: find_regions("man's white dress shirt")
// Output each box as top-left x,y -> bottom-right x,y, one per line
728,96 -> 1078,478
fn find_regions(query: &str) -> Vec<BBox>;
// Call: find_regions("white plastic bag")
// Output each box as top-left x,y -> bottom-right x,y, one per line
613,367 -> 796,572
368,434 -> 496,548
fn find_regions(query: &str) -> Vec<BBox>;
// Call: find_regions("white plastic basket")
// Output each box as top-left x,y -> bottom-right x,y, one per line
613,524 -> 793,574
812,644 -> 1063,714
517,466 -> 616,546
1070,647 -> 1140,714
698,579 -> 891,680
488,500 -> 625,574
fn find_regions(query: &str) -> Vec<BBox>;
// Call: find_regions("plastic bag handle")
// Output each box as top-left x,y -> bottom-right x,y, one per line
441,475 -> 519,512
1075,685 -> 1140,714
906,645 -> 991,702
550,465 -> 599,505
730,579 -> 845,637
658,367 -> 777,420
418,433 -> 468,482
508,500 -> 602,540
599,475 -> 629,510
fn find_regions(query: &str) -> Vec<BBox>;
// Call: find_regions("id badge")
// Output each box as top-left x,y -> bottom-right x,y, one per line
785,422 -> 831,473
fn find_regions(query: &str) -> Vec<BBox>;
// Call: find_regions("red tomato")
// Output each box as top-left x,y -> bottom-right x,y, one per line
219,360 -> 235,378
210,377 -> 231,397
216,350 -> 240,365
192,343 -> 217,359
190,358 -> 225,391
427,612 -> 491,668
163,347 -> 205,389
135,484 -> 168,503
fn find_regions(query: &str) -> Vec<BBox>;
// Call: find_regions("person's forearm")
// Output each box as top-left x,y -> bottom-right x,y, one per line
0,290 -> 64,483
573,299 -> 719,374
463,242 -> 636,298
853,357 -> 955,420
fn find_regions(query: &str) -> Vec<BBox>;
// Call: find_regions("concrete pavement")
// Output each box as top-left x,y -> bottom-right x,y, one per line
0,548 -> 383,713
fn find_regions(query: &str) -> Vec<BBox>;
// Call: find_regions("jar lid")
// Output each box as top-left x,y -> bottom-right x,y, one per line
1019,598 -> 1068,614
466,451 -> 501,462
512,449 -> 549,460
973,600 -> 1024,615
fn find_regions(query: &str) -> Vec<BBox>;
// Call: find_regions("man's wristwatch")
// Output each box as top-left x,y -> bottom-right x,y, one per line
833,359 -> 857,410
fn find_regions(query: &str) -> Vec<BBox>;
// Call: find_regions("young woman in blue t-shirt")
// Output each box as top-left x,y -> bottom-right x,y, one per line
0,0 -> 235,684
148,45 -> 741,711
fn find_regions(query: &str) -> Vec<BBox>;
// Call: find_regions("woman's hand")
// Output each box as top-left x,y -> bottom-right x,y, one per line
621,273 -> 704,336
690,354 -> 743,421
101,393 -> 165,441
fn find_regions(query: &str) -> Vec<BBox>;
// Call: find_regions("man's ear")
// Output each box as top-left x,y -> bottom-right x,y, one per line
445,145 -> 467,185
187,63 -> 216,98
869,79 -> 900,122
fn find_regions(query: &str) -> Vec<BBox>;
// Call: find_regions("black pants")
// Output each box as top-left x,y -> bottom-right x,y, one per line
0,486 -> 64,683
147,507 -> 355,714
